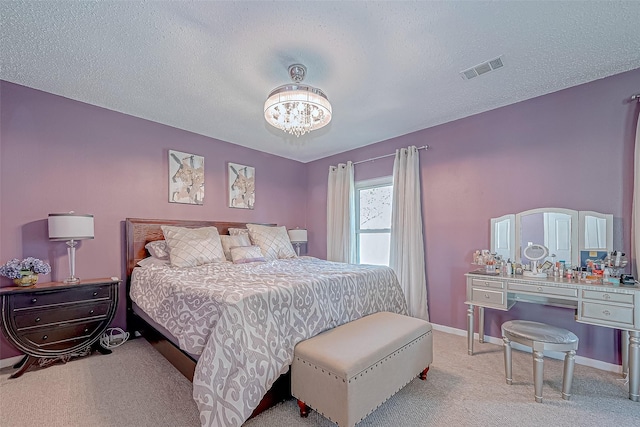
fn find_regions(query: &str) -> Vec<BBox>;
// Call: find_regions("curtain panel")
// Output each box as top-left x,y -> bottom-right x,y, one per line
390,146 -> 429,321
327,162 -> 356,263
633,110 -> 640,279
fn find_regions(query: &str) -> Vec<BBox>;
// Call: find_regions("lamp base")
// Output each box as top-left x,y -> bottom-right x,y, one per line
63,277 -> 80,284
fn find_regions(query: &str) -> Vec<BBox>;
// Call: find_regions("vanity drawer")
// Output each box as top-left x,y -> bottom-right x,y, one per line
508,282 -> 578,298
581,290 -> 634,304
579,302 -> 634,326
471,288 -> 505,307
471,278 -> 504,289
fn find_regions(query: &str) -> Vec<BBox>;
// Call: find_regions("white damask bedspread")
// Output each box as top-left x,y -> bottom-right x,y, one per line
130,257 -> 407,427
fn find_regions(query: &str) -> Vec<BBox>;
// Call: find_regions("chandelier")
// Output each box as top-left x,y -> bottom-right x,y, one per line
264,64 -> 332,137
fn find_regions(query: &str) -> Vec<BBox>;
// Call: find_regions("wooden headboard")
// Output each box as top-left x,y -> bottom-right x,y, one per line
125,217 -> 255,278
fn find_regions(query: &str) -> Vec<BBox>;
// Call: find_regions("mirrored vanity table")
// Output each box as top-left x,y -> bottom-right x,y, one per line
467,208 -> 639,402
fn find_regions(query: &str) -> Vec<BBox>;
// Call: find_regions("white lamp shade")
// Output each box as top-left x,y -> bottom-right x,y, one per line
48,213 -> 94,241
288,229 -> 308,243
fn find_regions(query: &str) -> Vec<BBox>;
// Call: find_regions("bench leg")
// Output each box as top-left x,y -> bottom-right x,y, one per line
419,366 -> 430,380
297,400 -> 310,418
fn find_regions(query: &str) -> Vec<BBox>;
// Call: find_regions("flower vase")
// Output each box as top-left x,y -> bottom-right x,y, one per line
13,270 -> 38,287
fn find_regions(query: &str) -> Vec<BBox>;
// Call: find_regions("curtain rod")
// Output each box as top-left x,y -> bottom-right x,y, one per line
353,145 -> 429,165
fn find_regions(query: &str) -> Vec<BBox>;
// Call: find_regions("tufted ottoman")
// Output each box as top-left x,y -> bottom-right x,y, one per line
291,312 -> 433,427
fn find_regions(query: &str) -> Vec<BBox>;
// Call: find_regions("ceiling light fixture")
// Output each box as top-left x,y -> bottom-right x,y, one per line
264,64 -> 332,137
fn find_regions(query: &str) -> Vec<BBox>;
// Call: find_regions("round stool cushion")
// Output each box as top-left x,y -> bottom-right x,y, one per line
502,320 -> 578,345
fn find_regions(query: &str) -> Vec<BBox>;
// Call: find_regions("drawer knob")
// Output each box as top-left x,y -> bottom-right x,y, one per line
484,281 -> 490,286
484,293 -> 490,299
31,298 -> 37,303
93,292 -> 98,297
42,335 -> 48,340
603,294 -> 611,300
602,310 -> 611,316
537,287 -> 543,292
35,317 -> 41,323
89,310 -> 94,315
84,328 -> 89,333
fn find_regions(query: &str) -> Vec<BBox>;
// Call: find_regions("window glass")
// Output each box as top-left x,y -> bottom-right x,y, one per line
355,177 -> 392,266
359,186 -> 392,230
358,233 -> 391,266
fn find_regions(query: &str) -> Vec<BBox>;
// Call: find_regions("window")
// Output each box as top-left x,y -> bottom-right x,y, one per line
355,176 -> 393,266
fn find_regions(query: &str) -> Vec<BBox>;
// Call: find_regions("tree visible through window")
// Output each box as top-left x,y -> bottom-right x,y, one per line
355,177 -> 392,265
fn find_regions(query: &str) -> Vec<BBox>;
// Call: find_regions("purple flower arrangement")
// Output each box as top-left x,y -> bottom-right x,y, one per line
0,257 -> 51,279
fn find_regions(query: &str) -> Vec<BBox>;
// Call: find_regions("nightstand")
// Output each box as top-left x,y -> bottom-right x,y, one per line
0,277 -> 120,378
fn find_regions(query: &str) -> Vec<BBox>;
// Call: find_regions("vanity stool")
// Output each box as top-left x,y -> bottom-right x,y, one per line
501,320 -> 579,402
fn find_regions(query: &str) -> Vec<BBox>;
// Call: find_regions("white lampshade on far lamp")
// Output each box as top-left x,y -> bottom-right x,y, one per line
48,212 -> 94,283
288,229 -> 308,256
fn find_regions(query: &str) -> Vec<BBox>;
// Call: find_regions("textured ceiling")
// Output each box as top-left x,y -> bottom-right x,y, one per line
2,1 -> 639,163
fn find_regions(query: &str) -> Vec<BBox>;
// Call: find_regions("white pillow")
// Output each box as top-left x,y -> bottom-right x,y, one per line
228,227 -> 249,237
145,240 -> 170,260
230,245 -> 266,264
245,224 -> 296,261
220,234 -> 251,261
160,226 -> 225,267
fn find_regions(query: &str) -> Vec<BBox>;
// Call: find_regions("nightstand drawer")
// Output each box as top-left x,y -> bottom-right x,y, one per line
19,320 -> 104,351
12,285 -> 111,310
14,301 -> 111,330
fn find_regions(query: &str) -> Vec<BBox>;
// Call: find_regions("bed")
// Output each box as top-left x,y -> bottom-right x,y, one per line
125,218 -> 408,427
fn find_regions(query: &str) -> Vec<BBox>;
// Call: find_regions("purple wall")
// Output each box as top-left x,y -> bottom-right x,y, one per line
306,68 -> 640,365
0,82 -> 308,359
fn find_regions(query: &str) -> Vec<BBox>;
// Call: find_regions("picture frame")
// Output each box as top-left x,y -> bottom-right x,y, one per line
228,162 -> 255,209
168,150 -> 204,205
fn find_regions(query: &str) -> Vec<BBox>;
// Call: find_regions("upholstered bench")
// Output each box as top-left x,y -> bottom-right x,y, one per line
501,320 -> 579,402
291,312 -> 433,427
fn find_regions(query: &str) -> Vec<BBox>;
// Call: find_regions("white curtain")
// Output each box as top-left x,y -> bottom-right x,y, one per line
390,146 -> 429,320
633,110 -> 640,279
327,161 -> 356,263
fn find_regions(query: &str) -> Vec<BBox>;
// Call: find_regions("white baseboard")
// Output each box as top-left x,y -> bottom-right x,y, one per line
430,323 -> 623,374
0,355 -> 24,370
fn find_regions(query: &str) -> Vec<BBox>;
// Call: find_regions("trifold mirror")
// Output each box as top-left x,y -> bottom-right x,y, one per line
490,208 -> 613,268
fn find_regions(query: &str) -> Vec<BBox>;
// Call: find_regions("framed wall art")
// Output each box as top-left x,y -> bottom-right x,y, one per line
228,162 -> 255,209
169,150 -> 204,205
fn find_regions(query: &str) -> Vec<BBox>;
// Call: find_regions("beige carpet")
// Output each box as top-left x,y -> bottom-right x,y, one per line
1,330 -> 638,426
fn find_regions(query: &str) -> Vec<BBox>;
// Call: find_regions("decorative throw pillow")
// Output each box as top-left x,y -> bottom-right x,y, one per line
137,257 -> 169,267
145,240 -> 170,260
245,224 -> 296,261
160,226 -> 225,267
220,234 -> 251,261
230,245 -> 266,264
228,227 -> 249,237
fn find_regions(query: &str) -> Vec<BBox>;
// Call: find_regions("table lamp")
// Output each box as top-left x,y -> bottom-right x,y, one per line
288,229 -> 308,256
48,212 -> 94,283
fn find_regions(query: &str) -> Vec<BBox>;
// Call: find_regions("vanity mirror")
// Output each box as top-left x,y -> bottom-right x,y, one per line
490,208 -> 613,268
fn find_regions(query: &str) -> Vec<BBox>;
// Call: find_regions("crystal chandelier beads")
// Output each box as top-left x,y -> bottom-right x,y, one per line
264,64 -> 332,137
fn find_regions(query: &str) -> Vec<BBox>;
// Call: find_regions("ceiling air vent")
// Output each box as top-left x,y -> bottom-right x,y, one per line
460,55 -> 504,80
